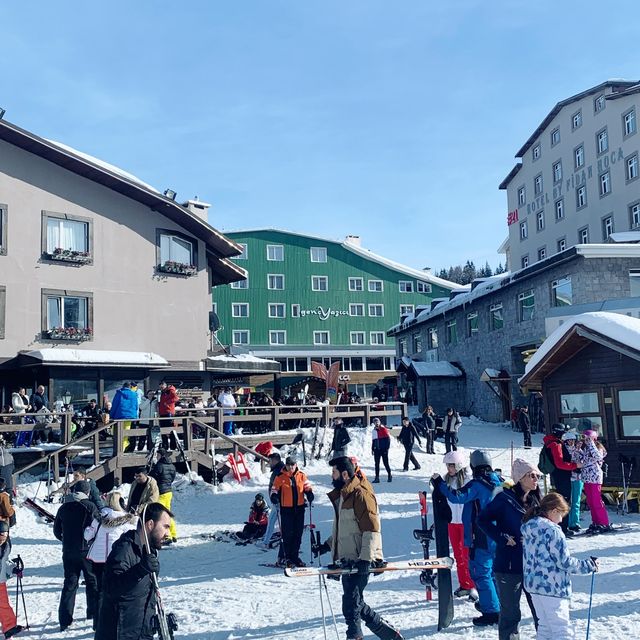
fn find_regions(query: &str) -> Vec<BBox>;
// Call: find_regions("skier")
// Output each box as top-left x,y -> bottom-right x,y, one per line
0,521 -> 22,638
270,456 -> 314,567
575,430 -> 611,533
437,451 -> 475,600
397,416 -> 422,471
478,458 -> 542,640
235,494 -> 269,541
560,432 -> 584,532
150,449 -> 178,544
258,453 -> 285,552
313,455 -> 404,640
371,418 -> 392,483
442,408 -> 462,453
522,493 -> 598,639
431,450 -> 502,627
95,502 -> 172,640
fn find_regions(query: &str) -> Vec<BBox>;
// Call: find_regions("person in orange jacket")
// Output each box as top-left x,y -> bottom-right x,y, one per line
270,456 -> 314,567
0,521 -> 22,638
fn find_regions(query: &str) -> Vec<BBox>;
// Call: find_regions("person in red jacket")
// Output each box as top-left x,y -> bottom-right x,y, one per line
235,494 -> 270,541
371,418 -> 392,483
158,381 -> 179,449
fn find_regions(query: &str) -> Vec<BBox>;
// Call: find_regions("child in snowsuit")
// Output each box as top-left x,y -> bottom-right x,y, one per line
575,430 -> 610,533
522,492 -> 598,640
236,494 -> 269,541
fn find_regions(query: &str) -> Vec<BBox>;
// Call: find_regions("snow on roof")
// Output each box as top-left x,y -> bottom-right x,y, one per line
208,353 -> 278,364
46,139 -> 160,193
523,311 -> 640,376
410,361 -> 463,378
608,231 -> 640,243
25,349 -> 168,365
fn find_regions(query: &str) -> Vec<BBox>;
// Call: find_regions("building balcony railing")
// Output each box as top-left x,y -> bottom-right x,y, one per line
43,326 -> 93,341
157,260 -> 197,277
43,248 -> 92,264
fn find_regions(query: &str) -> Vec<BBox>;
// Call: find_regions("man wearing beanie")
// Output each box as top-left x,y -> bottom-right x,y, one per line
313,456 -> 403,640
53,481 -> 100,632
478,459 -> 542,639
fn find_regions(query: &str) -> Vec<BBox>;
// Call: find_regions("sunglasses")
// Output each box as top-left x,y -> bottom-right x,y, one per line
526,472 -> 542,480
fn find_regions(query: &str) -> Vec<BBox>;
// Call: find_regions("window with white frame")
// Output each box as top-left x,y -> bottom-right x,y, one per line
532,144 -> 541,160
555,198 -> 564,221
446,320 -> 457,344
520,220 -> 528,240
44,291 -> 91,337
232,330 -> 250,345
268,303 -> 285,318
557,238 -> 566,252
575,145 -> 584,169
576,185 -> 587,209
596,128 -> 608,154
348,277 -> 364,291
572,110 -> 582,130
232,303 -> 249,318
310,246 -> 327,263
551,128 -> 560,146
627,154 -> 639,181
552,276 -> 572,307
518,289 -> 535,322
267,274 -> 284,290
399,280 -> 414,293
370,331 -> 385,345
350,331 -> 365,346
631,203 -> 640,228
368,279 -> 383,292
467,311 -> 479,336
489,303 -> 503,331
428,327 -> 438,348
45,213 -> 91,258
235,243 -> 248,260
314,331 -> 330,345
518,186 -> 526,205
594,94 -> 606,113
269,330 -> 286,345
579,226 -> 589,244
291,304 -> 300,317
311,275 -> 328,291
266,244 -> 284,261
538,247 -> 546,261
534,174 -> 543,195
349,303 -> 365,317
400,304 -> 414,315
521,255 -> 529,269
623,108 -> 637,137
536,211 -> 545,231
553,161 -> 562,183
599,171 -> 611,196
417,281 -> 432,294
368,304 -> 384,317
0,204 -> 6,255
230,277 -> 249,289
602,215 -> 614,241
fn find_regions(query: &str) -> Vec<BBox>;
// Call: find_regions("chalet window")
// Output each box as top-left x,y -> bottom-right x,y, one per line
400,304 -> 414,316
551,276 -> 572,307
266,244 -> 284,261
428,327 -> 438,349
417,281 -> 432,294
489,303 -> 503,331
617,390 -> 640,438
446,319 -> 457,345
467,311 -> 479,336
43,212 -> 92,264
518,289 -> 535,322
398,338 -> 407,357
550,128 -> 560,146
310,247 -> 327,263
0,204 -> 6,256
158,231 -> 196,275
412,333 -> 422,353
399,281 -> 414,293
559,392 -> 602,434
42,289 -> 93,341
348,277 -> 364,291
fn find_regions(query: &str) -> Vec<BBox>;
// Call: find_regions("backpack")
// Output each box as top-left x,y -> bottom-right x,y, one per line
538,445 -> 555,475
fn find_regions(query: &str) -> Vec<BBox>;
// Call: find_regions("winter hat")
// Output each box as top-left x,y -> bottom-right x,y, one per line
443,450 -> 466,471
561,431 -> 578,442
470,449 -> 492,470
330,456 -> 355,478
285,456 -> 297,466
511,458 -> 541,483
73,480 -> 91,495
254,493 -> 265,503
583,430 -> 598,439
551,423 -> 568,438
0,521 -> 9,534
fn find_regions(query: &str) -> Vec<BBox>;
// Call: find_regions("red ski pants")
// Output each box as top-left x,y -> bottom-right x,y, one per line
0,582 -> 17,632
448,522 -> 474,590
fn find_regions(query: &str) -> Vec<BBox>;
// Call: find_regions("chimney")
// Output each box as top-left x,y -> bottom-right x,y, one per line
183,196 -> 211,221
345,235 -> 361,247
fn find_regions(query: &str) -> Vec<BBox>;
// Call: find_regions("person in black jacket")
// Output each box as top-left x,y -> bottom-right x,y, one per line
478,459 -> 542,640
421,406 -> 436,454
53,481 -> 100,632
95,502 -> 172,640
518,406 -> 532,449
150,449 -> 177,544
329,417 -> 351,459
398,416 -> 422,471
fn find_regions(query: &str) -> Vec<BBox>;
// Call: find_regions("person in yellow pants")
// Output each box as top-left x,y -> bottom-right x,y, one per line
150,449 -> 178,543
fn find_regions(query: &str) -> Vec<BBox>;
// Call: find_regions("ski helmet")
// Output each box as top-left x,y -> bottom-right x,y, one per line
561,431 -> 577,442
551,423 -> 568,438
469,449 -> 492,470
443,451 -> 466,471
583,429 -> 598,439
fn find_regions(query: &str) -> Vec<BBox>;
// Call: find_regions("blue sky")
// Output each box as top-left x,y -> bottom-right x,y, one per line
3,1 -> 639,272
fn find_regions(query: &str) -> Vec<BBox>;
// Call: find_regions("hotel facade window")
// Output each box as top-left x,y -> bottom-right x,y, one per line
627,154 -> 639,182
534,174 -> 543,195
520,220 -> 528,240
417,281 -> 432,294
268,303 -> 285,318
232,303 -> 249,318
311,275 -> 328,291
599,171 -> 611,196
572,110 -> 582,130
368,279 -> 383,292
551,128 -> 560,146
594,94 -> 605,113
232,330 -> 250,345
231,277 -> 248,290
536,211 -> 545,231
43,290 -> 93,340
555,198 -> 564,221
623,108 -> 637,137
44,212 -> 92,260
521,255 -> 529,269
552,276 -> 572,306
532,144 -> 541,161
538,247 -> 546,261
579,226 -> 590,244
349,303 -> 365,317
269,330 -> 286,345
266,244 -> 284,261
310,247 -> 327,263
235,243 -> 248,260
596,128 -> 608,154
489,303 -> 503,331
446,320 -> 457,345
518,186 -> 526,205
348,277 -> 363,291
428,327 -> 438,348
350,332 -> 365,346
314,331 -> 330,345
467,311 -> 479,336
400,304 -> 414,315
368,304 -> 384,317
631,202 -> 640,228
0,204 -> 6,255
575,145 -> 585,169
370,331 -> 385,345
267,274 -> 284,290
399,280 -> 414,293
518,289 -> 535,322
553,161 -> 562,183
291,304 -> 300,317
412,333 -> 422,353
557,238 -> 566,252
576,185 -> 587,209
602,215 -> 614,241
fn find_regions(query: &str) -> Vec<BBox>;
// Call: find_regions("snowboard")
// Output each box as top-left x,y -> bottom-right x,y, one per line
284,557 -> 453,578
432,483 -> 454,630
413,491 -> 436,601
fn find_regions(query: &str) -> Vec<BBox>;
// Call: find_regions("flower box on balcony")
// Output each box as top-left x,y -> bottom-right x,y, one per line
157,261 -> 197,277
43,248 -> 92,264
43,327 -> 93,341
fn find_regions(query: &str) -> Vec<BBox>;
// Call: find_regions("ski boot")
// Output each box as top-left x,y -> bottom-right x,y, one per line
366,617 -> 404,640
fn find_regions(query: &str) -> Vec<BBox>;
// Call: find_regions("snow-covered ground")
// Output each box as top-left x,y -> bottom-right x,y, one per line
13,417 -> 640,639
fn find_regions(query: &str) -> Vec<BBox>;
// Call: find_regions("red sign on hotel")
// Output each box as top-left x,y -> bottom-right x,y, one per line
507,208 -> 519,226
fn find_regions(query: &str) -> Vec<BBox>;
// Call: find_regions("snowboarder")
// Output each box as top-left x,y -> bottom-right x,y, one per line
397,416 -> 422,471
371,418 -> 392,483
95,502 -> 172,640
438,451 -> 476,600
442,408 -> 462,453
431,450 -> 502,627
0,521 -> 22,638
235,494 -> 269,541
270,456 -> 314,567
150,449 -> 178,544
575,430 -> 611,533
478,458 -> 542,640
522,492 -> 598,639
313,455 -> 404,640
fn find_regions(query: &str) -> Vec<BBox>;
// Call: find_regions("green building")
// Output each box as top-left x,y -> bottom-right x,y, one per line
213,229 -> 455,398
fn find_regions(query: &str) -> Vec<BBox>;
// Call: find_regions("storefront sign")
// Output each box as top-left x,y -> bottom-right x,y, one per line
299,306 -> 349,320
507,208 -> 519,225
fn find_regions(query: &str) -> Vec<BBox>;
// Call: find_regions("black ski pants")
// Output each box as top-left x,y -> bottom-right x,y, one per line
402,445 -> 420,470
522,428 -> 532,448
445,431 -> 458,452
59,551 -> 98,627
550,471 -> 572,532
373,450 -> 391,480
425,430 -> 435,454
342,571 -> 381,639
280,507 -> 306,562
495,572 -> 538,640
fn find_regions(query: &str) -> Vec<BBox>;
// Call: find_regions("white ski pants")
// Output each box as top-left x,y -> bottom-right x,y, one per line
530,594 -> 573,640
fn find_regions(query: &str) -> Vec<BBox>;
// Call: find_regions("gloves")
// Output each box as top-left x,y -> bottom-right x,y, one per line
306,491 -> 314,504
311,541 -> 330,558
139,552 -> 160,575
355,559 -> 370,575
11,566 -> 23,579
270,493 -> 279,505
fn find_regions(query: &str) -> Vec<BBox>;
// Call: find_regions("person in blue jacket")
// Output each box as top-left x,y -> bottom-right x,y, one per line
431,449 -> 502,627
478,458 -> 542,640
110,382 -> 140,452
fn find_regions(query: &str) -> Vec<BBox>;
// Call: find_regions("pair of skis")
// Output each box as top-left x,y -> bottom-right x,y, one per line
284,557 -> 453,578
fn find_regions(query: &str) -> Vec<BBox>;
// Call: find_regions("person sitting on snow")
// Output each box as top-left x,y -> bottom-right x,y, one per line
235,494 -> 270,541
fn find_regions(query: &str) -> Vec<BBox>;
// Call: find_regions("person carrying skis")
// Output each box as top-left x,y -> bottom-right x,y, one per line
522,493 -> 598,639
313,455 -> 404,640
235,493 -> 269,541
443,408 -> 462,453
270,456 -> 314,567
437,451 -> 476,600
431,450 -> 502,627
0,521 -> 22,638
371,418 -> 392,483
397,416 -> 422,471
575,430 -> 611,533
560,432 -> 584,532
478,458 -> 542,640
150,449 -> 178,544
95,502 -> 172,640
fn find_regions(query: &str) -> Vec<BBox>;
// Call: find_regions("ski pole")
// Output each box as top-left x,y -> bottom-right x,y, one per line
586,570 -> 595,640
309,507 -> 328,640
13,556 -> 29,630
314,530 -> 340,640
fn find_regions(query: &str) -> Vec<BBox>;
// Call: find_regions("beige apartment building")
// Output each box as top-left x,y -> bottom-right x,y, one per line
500,80 -> 640,270
0,117 -> 252,407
